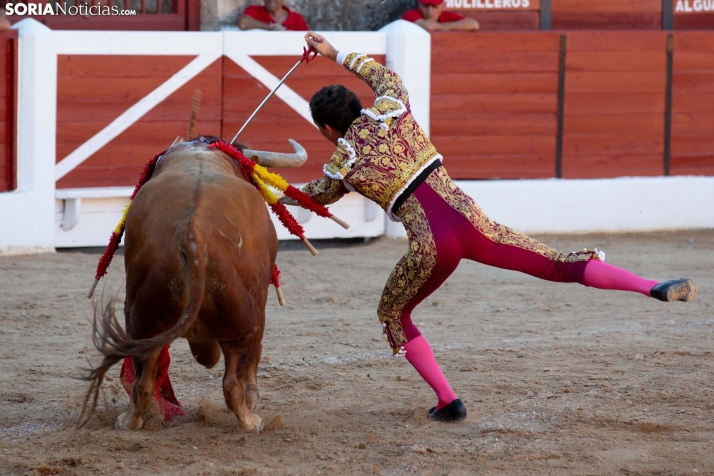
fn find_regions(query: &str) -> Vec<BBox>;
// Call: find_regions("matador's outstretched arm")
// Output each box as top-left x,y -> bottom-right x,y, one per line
305,32 -> 409,104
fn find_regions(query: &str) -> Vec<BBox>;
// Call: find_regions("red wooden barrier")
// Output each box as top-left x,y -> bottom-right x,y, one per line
562,31 -> 667,178
430,31 -> 561,179
447,0 -> 541,30
51,32 -> 714,189
0,31 -> 17,193
552,0 -> 663,30
56,55 -> 221,189
449,0 -> 714,30
671,32 -> 714,175
460,10 -> 540,29
56,54 -> 384,188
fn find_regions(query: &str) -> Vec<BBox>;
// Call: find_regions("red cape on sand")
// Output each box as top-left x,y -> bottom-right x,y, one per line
119,344 -> 184,422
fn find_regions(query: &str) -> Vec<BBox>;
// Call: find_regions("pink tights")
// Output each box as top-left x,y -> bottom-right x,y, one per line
582,259 -> 658,296
404,336 -> 458,409
399,180 -> 660,409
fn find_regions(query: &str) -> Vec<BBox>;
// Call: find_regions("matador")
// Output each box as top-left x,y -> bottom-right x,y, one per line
285,32 -> 698,422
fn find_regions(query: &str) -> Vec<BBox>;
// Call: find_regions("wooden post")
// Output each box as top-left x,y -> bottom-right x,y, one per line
555,34 -> 567,179
187,0 -> 201,31
540,0 -> 551,30
664,34 -> 674,176
662,0 -> 674,30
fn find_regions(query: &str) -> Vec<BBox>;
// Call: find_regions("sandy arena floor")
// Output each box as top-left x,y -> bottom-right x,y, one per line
0,230 -> 712,475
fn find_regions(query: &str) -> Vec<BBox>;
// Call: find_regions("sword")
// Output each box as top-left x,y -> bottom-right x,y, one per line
230,46 -> 317,145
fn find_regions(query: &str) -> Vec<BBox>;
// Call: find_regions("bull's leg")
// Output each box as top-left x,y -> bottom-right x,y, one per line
222,345 -> 262,433
243,347 -> 261,412
115,348 -> 161,430
188,339 -> 221,369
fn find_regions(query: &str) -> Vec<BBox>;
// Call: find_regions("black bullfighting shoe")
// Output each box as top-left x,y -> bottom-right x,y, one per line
427,399 -> 467,422
650,278 -> 698,302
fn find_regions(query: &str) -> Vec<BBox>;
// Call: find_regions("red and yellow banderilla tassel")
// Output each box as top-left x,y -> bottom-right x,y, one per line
87,150 -> 166,298
209,140 -> 349,251
252,174 -> 317,256
252,162 -> 349,230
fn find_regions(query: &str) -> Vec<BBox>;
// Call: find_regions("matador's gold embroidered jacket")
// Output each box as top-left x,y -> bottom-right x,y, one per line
301,52 -> 442,221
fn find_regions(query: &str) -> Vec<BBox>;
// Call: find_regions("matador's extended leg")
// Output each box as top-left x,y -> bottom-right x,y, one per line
423,168 -> 697,302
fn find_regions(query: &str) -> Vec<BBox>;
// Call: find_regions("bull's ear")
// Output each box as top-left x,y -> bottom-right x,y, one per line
234,141 -> 250,151
241,139 -> 308,168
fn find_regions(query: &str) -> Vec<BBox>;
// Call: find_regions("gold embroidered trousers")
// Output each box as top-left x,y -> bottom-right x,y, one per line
377,167 -> 601,352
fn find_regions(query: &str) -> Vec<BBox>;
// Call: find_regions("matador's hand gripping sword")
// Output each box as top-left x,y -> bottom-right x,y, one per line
230,46 -> 317,145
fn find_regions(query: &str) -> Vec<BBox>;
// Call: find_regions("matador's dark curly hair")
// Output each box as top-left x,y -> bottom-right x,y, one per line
309,85 -> 362,135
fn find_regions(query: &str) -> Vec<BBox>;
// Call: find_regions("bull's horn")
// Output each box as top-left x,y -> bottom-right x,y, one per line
242,139 -> 307,168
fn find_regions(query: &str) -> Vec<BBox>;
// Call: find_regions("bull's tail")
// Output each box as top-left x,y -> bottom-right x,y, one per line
77,235 -> 207,428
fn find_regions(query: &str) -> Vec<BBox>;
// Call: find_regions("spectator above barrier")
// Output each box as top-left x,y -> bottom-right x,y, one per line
238,0 -> 308,31
402,0 -> 479,31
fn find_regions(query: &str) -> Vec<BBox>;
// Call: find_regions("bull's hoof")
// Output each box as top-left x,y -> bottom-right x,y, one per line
238,414 -> 263,433
115,411 -> 144,430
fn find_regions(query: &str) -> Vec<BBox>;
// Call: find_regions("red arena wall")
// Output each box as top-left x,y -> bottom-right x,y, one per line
56,54 -> 221,189
561,31 -> 668,178
552,0 -> 663,30
671,32 -> 714,174
428,30 -> 714,180
1,30 -> 711,191
448,0 -> 714,30
55,54 -> 384,189
430,31 -> 561,179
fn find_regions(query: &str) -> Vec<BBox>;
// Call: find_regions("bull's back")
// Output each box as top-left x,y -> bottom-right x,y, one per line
123,151 -> 277,338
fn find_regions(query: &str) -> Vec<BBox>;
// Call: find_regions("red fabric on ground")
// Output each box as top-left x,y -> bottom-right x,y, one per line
243,5 -> 309,30
401,8 -> 466,23
119,345 -> 184,422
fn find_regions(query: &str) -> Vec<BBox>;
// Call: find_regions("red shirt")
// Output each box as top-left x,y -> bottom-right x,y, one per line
401,8 -> 466,23
243,5 -> 309,31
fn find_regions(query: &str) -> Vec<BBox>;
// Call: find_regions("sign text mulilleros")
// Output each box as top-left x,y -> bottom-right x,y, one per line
445,0 -> 537,10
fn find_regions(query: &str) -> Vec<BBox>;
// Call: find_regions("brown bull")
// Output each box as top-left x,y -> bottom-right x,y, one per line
80,137 -> 306,432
